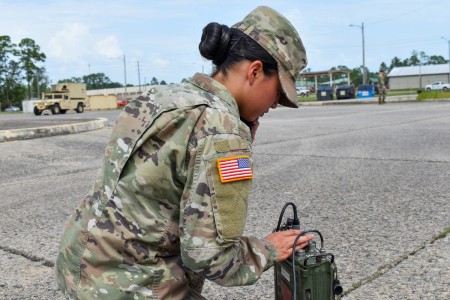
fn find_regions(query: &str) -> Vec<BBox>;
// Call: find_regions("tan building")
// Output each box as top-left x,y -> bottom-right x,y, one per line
388,64 -> 450,90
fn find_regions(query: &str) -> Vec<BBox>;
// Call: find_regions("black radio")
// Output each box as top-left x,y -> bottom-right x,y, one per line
273,202 -> 343,300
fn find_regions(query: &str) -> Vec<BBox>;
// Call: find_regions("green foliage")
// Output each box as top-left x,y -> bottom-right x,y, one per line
17,38 -> 46,99
417,90 -> 450,101
58,77 -> 83,83
58,73 -> 123,89
0,36 -> 25,108
0,36 -> 14,103
383,50 -> 448,74
0,35 -> 47,105
150,77 -> 159,85
83,73 -> 121,89
331,65 -> 351,71
349,68 -> 362,85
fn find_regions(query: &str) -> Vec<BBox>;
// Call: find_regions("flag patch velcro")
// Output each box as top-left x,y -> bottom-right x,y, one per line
217,156 -> 253,183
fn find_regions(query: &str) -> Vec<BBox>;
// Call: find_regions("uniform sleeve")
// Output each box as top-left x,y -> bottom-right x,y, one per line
180,133 -> 278,287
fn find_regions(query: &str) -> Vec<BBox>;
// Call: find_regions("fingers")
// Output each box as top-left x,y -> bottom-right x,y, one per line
294,241 -> 310,252
277,230 -> 314,242
293,233 -> 315,249
276,229 -> 302,237
265,231 -> 315,261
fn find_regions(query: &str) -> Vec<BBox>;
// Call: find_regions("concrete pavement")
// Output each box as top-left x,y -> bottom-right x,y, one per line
1,102 -> 449,299
0,94 -> 421,143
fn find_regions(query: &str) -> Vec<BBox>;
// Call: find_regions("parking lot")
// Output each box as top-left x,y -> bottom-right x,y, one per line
1,102 -> 449,299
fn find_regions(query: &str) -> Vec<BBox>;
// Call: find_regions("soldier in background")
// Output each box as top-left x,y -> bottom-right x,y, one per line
55,6 -> 314,299
378,69 -> 387,104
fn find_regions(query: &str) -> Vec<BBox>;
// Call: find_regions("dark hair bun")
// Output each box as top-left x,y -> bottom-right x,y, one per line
199,22 -> 231,65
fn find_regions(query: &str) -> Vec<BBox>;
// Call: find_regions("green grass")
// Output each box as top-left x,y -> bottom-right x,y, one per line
417,90 -> 450,101
297,95 -> 317,102
0,110 -> 22,114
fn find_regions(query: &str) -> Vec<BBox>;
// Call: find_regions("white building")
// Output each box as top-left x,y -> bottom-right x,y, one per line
388,64 -> 450,90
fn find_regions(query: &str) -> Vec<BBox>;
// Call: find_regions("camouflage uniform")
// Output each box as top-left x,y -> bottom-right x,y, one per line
378,71 -> 387,104
55,73 -> 278,299
56,5 -> 307,299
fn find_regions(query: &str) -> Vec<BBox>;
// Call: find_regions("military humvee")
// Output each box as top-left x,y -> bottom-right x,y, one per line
33,83 -> 87,115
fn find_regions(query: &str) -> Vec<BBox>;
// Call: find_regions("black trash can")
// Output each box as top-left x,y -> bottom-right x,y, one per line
316,86 -> 333,101
336,85 -> 355,99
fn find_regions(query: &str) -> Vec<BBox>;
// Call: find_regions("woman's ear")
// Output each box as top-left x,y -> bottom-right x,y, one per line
247,60 -> 263,84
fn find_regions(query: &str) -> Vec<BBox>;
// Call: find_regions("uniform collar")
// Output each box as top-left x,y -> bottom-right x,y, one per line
189,73 -> 240,117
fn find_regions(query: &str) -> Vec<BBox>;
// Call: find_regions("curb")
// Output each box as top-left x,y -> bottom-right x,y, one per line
0,118 -> 109,142
298,95 -> 419,106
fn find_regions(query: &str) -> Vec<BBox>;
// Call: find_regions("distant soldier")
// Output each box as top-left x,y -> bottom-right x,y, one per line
378,69 -> 387,104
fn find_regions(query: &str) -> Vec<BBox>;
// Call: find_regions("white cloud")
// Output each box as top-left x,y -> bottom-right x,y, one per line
2,0 -> 446,84
95,36 -> 122,59
47,23 -> 92,61
151,56 -> 170,67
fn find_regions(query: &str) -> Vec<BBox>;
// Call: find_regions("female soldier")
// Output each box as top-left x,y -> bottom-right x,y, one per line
56,6 -> 313,299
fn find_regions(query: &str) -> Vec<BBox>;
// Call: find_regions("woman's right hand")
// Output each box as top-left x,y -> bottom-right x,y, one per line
264,230 -> 315,262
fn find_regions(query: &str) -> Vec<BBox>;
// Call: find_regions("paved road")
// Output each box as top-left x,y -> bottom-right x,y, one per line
0,102 -> 449,299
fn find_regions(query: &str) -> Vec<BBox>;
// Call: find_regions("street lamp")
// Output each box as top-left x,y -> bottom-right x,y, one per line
442,37 -> 450,83
350,22 -> 366,84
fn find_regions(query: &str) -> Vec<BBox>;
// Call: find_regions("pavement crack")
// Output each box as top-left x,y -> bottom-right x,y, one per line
0,245 -> 54,268
340,226 -> 450,298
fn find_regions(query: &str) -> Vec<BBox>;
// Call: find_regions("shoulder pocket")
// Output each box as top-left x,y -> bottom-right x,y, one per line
206,152 -> 253,242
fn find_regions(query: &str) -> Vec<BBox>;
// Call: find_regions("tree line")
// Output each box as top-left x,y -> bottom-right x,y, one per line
0,36 -> 172,110
324,51 -> 448,86
0,36 -> 46,109
1,33 -> 448,110
58,75 -> 169,90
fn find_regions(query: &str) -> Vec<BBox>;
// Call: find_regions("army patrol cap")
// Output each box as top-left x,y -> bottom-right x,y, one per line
232,6 -> 307,108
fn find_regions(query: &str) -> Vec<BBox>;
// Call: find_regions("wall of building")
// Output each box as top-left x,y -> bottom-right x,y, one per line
21,99 -> 40,113
86,85 -> 151,100
87,95 -> 118,110
389,74 -> 449,90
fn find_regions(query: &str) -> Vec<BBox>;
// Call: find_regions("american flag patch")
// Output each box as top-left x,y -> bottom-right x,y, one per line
217,156 -> 253,183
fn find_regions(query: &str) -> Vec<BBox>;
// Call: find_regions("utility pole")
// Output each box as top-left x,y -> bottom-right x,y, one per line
442,37 -> 450,83
123,54 -> 127,98
350,22 -> 366,84
137,61 -> 141,92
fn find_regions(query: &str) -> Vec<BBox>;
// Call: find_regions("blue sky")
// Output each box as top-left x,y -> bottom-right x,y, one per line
1,0 -> 448,85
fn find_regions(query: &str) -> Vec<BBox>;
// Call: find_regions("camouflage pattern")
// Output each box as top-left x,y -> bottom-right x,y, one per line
378,71 -> 387,103
55,73 -> 278,299
233,6 -> 308,108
